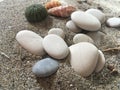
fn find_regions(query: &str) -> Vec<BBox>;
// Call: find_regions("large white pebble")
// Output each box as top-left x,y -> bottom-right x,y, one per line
48,28 -> 65,39
95,50 -> 105,72
86,8 -> 106,24
32,58 -> 59,77
66,20 -> 82,33
73,34 -> 94,44
69,42 -> 99,77
16,30 -> 45,55
43,34 -> 69,59
71,11 -> 101,31
106,17 -> 120,27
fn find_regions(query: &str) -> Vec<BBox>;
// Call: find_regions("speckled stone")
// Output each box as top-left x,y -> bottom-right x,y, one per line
43,34 -> 69,59
86,8 -> 106,24
73,34 -> 94,44
66,20 -> 82,33
95,50 -> 105,72
69,42 -> 99,77
48,28 -> 65,39
16,30 -> 45,56
106,17 -> 120,27
32,58 -> 59,77
71,10 -> 101,31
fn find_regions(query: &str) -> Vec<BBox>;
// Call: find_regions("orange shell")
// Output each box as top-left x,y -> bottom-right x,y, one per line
48,5 -> 76,17
45,1 -> 61,9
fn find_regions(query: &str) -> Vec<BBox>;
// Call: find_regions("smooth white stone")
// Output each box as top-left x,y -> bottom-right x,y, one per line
43,34 -> 69,59
106,17 -> 120,27
73,34 -> 94,44
86,8 -> 106,24
66,20 -> 82,33
16,30 -> 45,55
69,42 -> 99,77
32,58 -> 59,77
71,10 -> 101,31
95,50 -> 105,72
48,28 -> 65,39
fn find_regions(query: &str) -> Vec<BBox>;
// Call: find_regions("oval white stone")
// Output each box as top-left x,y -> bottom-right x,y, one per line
86,8 -> 106,24
73,34 -> 94,44
95,50 -> 105,72
16,30 -> 45,55
48,28 -> 65,39
66,20 -> 82,33
71,11 -> 101,31
43,34 -> 69,59
69,42 -> 99,77
106,17 -> 120,27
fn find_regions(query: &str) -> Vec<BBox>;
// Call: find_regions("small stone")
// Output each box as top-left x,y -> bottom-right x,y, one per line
69,42 -> 99,77
73,34 -> 94,44
43,34 -> 69,59
71,10 -> 101,31
95,50 -> 105,72
106,17 -> 120,27
32,58 -> 59,77
16,30 -> 45,56
48,28 -> 65,39
86,8 -> 106,23
66,20 -> 82,33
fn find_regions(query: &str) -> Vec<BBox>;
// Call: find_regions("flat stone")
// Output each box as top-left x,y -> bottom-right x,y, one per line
16,30 -> 45,55
66,20 -> 82,33
69,42 -> 99,77
73,34 -> 94,44
43,34 -> 69,59
48,28 -> 65,39
86,8 -> 106,24
71,10 -> 101,31
95,50 -> 105,72
32,58 -> 59,77
106,17 -> 120,27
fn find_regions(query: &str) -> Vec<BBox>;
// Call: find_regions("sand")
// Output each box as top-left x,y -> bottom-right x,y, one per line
0,0 -> 120,90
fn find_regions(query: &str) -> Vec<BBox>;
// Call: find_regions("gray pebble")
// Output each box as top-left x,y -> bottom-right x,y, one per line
32,58 -> 59,77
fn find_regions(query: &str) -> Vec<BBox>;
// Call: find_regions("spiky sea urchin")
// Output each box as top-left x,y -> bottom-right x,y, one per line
25,4 -> 48,23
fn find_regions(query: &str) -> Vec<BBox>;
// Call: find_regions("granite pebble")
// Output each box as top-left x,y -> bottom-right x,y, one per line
32,58 -> 59,77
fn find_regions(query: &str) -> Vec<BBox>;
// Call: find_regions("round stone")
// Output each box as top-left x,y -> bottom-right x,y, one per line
32,58 -> 59,77
43,34 -> 69,59
73,34 -> 94,44
95,50 -> 105,72
86,8 -> 106,24
16,30 -> 45,55
48,28 -> 65,39
69,42 -> 99,77
106,17 -> 120,27
71,10 -> 101,31
66,20 -> 82,33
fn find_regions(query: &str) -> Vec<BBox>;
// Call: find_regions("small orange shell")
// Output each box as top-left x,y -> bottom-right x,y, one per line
45,1 -> 61,9
48,5 -> 76,17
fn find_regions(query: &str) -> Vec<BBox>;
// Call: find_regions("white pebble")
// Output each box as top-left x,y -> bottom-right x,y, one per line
69,42 -> 99,77
66,20 -> 82,33
95,50 -> 105,72
106,17 -> 120,27
71,10 -> 101,31
16,30 -> 45,55
86,8 -> 106,24
73,34 -> 94,44
48,28 -> 65,39
43,34 -> 69,59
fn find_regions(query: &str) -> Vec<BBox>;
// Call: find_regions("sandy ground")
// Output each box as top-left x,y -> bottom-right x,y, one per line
0,0 -> 120,90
